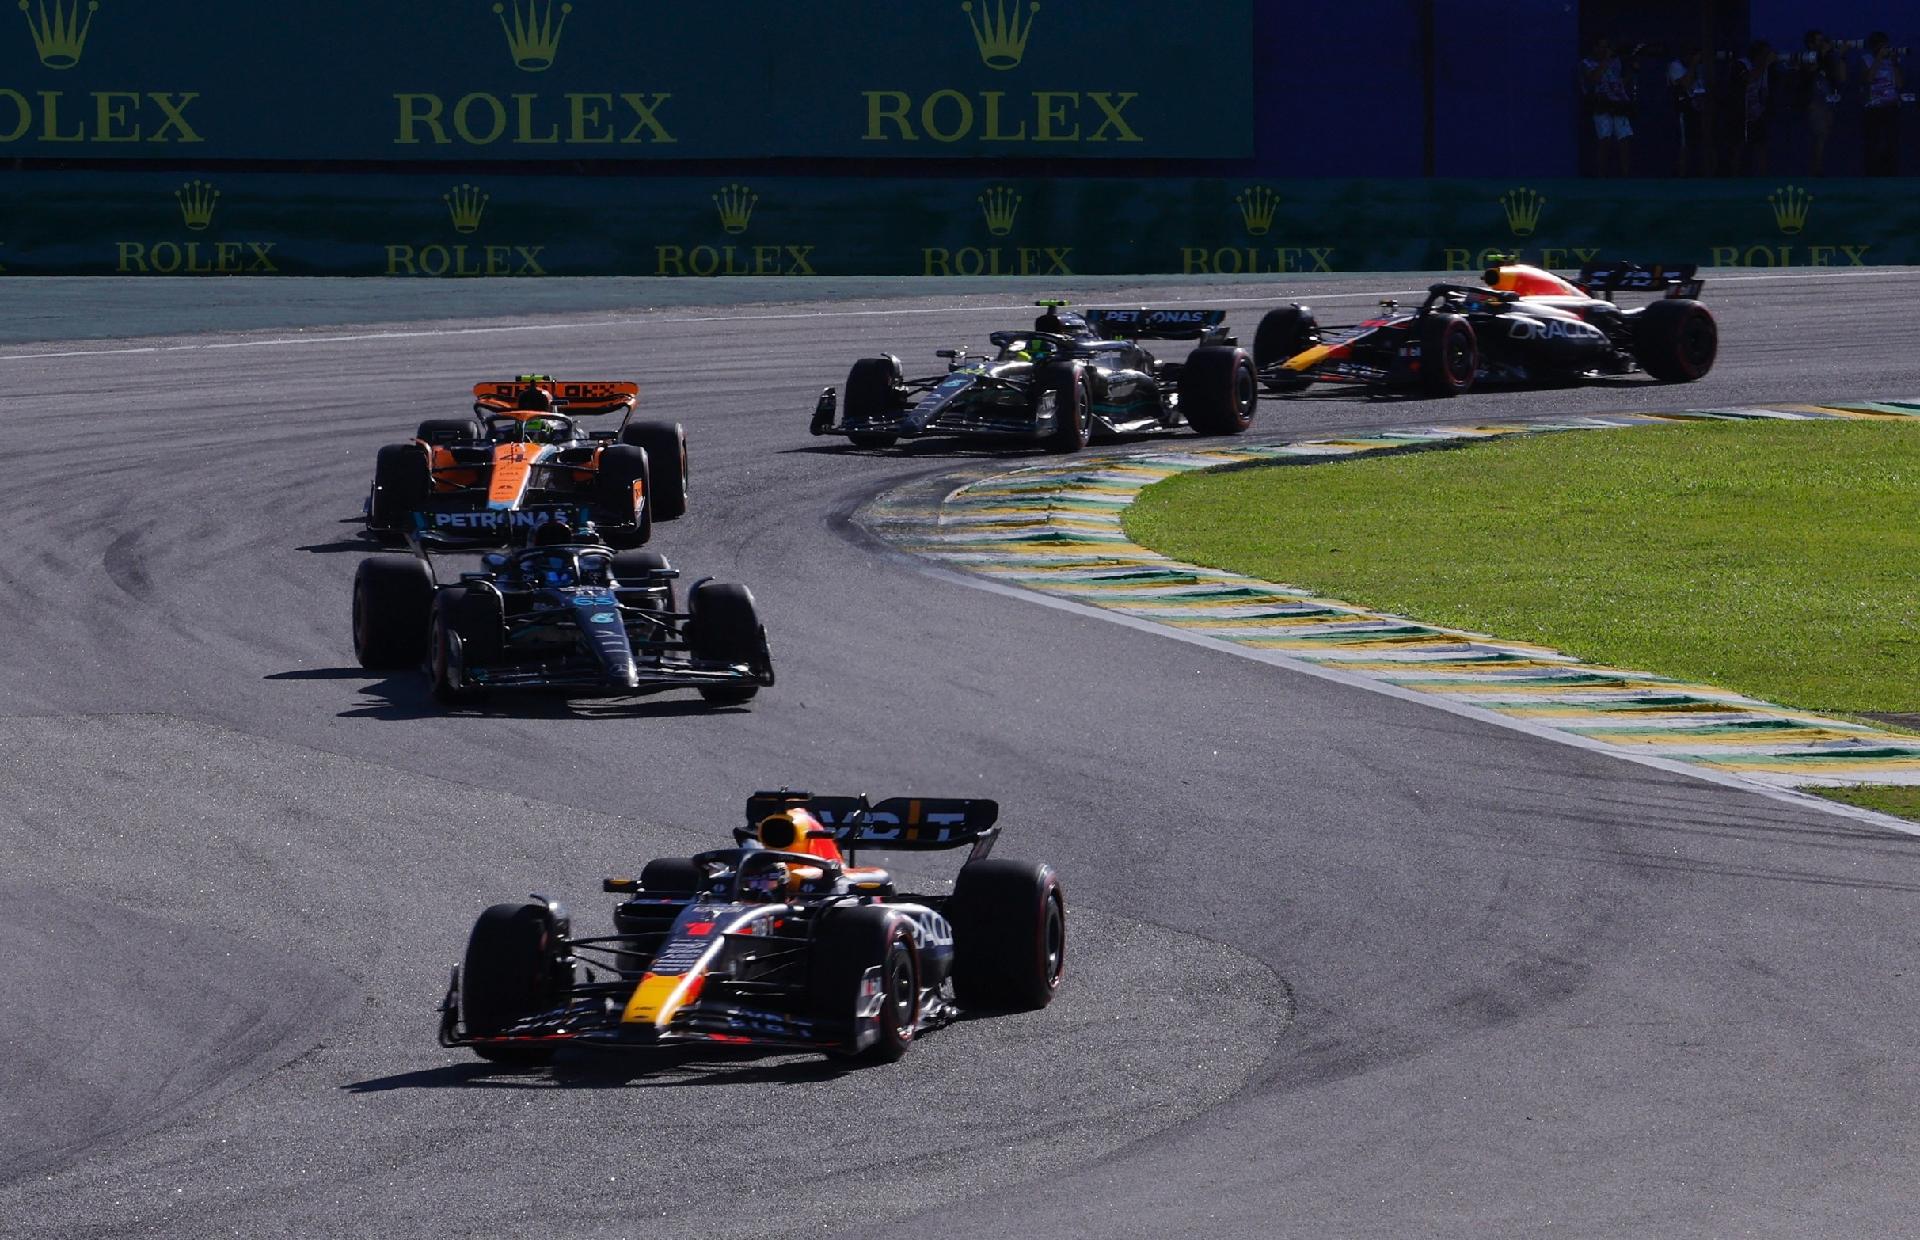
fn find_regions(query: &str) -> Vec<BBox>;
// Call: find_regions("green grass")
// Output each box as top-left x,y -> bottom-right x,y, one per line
1129,418 -> 1920,823
1123,419 -> 1920,715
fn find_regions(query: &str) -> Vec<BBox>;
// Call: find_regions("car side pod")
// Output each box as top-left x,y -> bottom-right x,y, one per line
810,388 -> 836,435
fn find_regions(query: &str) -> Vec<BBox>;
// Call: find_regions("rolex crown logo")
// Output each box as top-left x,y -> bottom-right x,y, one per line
175,179 -> 219,232
1768,184 -> 1812,235
1499,187 -> 1546,237
1235,186 -> 1278,238
713,183 -> 758,235
961,0 -> 1038,71
493,0 -> 570,72
978,185 -> 1021,237
18,0 -> 99,70
444,183 -> 489,234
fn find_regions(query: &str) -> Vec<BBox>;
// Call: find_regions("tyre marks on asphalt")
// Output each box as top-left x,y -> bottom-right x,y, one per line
866,400 -> 1920,792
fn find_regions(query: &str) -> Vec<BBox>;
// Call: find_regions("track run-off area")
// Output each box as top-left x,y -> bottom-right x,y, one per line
3,269 -> 1919,1239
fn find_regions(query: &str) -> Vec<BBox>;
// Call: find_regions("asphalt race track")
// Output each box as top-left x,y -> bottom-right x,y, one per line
3,270 -> 1919,1239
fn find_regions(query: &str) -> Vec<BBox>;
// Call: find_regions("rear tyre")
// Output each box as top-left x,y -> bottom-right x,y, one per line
461,901 -> 570,1065
686,581 -> 770,705
1178,346 -> 1258,435
430,587 -> 492,704
1037,362 -> 1092,454
843,357 -> 903,449
415,417 -> 483,446
593,444 -> 652,549
368,444 -> 430,534
1633,298 -> 1718,382
618,420 -> 688,520
352,555 -> 435,669
809,907 -> 918,1063
1418,313 -> 1478,396
948,859 -> 1066,1011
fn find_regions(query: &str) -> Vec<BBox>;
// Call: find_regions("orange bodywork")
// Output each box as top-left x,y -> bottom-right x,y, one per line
473,378 -> 639,418
487,441 -> 545,506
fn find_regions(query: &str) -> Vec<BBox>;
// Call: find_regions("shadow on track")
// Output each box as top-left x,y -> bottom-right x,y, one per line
344,1048 -> 849,1094
274,668 -> 750,721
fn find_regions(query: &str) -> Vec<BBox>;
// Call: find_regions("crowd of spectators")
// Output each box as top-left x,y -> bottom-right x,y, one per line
1579,30 -> 1910,176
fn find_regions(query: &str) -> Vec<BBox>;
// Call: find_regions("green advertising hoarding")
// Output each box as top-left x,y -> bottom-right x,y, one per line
0,174 -> 1912,276
0,0 -> 1254,159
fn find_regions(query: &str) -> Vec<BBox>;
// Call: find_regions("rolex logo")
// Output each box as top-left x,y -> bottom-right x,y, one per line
979,185 -> 1021,237
961,0 -> 1038,71
18,0 -> 98,69
1498,187 -> 1546,238
1235,186 -> 1278,237
175,179 -> 218,231
444,183 -> 489,234
493,0 -> 570,72
713,183 -> 757,235
1768,184 -> 1812,235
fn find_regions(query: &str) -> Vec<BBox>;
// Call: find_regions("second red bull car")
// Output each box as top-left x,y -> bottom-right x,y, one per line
1254,261 -> 1719,397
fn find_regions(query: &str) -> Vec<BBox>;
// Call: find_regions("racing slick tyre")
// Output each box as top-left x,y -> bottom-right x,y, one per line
352,555 -> 435,669
1037,362 -> 1092,454
593,444 -> 653,549
1178,346 -> 1258,436
429,587 -> 494,705
1418,313 -> 1478,396
809,906 -> 918,1064
948,859 -> 1065,1012
368,443 -> 430,536
612,550 -> 676,612
618,420 -> 688,521
1253,305 -> 1318,390
686,581 -> 770,705
461,901 -> 571,1066
843,357 -> 903,449
414,417 -> 483,446
1632,298 -> 1719,382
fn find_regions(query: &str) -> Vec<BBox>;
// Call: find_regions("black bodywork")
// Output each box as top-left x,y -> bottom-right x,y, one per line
810,303 -> 1259,451
1255,261 -> 1719,397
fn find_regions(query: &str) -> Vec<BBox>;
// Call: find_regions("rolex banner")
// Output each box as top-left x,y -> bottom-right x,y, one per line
0,0 -> 1254,159
1,174 -> 1914,276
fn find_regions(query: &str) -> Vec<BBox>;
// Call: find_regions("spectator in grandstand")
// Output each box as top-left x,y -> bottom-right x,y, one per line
1720,40 -> 1776,176
1861,33 -> 1903,176
1667,45 -> 1710,175
1789,30 -> 1847,175
1581,36 -> 1636,176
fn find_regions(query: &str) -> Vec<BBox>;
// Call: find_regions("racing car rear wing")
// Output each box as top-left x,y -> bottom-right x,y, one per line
1576,261 -> 1704,301
473,376 -> 640,417
1085,308 -> 1232,342
743,790 -> 1000,859
408,503 -> 594,548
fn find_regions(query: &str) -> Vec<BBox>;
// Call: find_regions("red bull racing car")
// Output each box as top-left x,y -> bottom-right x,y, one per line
365,375 -> 690,549
1254,261 -> 1718,397
438,791 -> 1065,1065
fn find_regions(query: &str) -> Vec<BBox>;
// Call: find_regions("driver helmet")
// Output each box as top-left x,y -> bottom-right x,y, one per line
1013,337 -> 1055,364
531,520 -> 575,547
528,549 -> 577,588
755,807 -> 841,863
516,385 -> 555,411
523,415 -> 567,442
739,860 -> 789,903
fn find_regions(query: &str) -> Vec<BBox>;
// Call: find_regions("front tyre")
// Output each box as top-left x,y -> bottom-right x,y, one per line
1037,362 -> 1092,454
1178,346 -> 1258,435
352,555 -> 434,669
1417,313 -> 1478,396
461,901 -> 571,1065
843,357 -> 903,449
809,907 -> 919,1063
368,443 -> 430,535
618,420 -> 688,520
593,444 -> 652,549
1254,305 -> 1318,391
948,859 -> 1065,1011
429,588 -> 492,705
1633,298 -> 1718,382
686,581 -> 771,705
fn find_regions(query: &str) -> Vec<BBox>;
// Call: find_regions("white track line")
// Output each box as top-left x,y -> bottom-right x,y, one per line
1,267 -> 1911,364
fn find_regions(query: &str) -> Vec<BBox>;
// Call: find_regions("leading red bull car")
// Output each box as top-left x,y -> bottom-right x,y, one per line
1255,260 -> 1719,397
365,375 -> 690,549
438,791 -> 1065,1066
